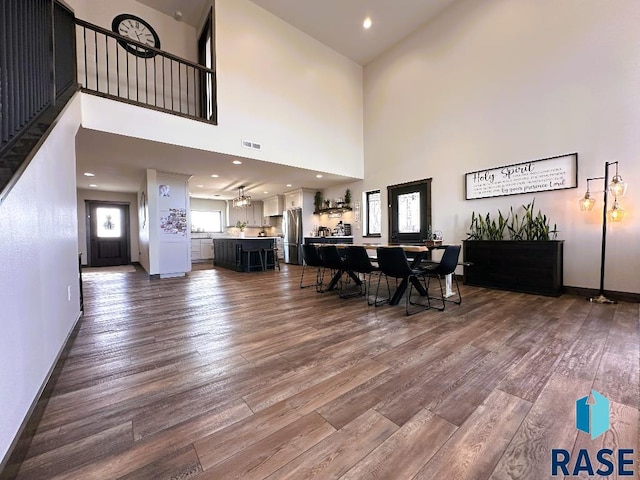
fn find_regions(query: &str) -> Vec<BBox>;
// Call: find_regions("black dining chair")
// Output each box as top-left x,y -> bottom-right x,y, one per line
421,244 -> 462,311
300,244 -> 325,292
318,245 -> 350,297
376,247 -> 430,315
344,246 -> 389,305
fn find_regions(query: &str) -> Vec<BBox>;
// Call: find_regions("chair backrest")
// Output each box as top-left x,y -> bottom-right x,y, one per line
302,244 -> 324,268
435,245 -> 461,275
376,247 -> 413,279
318,245 -> 344,270
345,246 -> 375,274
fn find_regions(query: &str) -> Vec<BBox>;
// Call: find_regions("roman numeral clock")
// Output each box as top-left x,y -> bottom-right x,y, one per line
112,14 -> 161,58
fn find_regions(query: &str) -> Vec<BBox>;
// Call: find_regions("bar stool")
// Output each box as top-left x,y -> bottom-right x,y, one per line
243,247 -> 265,272
262,245 -> 280,270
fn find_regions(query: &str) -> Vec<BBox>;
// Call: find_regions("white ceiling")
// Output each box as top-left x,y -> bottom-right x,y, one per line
249,0 -> 458,65
78,1 -> 457,199
135,0 -> 458,65
76,128 -> 356,201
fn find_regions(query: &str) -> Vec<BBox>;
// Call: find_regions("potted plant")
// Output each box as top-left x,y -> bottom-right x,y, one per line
463,200 -> 564,296
314,191 -> 323,213
344,188 -> 351,207
236,220 -> 247,238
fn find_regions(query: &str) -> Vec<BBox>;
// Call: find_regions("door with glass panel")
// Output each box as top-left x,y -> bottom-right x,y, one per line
87,201 -> 131,266
388,179 -> 432,244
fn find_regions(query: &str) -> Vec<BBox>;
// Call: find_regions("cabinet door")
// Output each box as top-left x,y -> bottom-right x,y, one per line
263,197 -> 275,217
285,191 -> 302,209
191,240 -> 201,260
200,240 -> 213,259
251,201 -> 263,225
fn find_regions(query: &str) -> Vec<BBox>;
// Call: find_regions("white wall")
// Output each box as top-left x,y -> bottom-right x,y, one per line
66,0 -> 198,61
361,0 -> 640,294
0,95 -> 82,465
76,189 -> 140,265
80,0 -> 364,180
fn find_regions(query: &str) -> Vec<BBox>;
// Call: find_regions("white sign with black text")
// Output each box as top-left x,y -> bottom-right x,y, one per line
465,153 -> 578,200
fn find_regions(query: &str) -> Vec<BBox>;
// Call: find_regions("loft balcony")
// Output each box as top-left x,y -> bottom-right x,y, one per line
75,19 -> 216,125
1,1 -> 216,201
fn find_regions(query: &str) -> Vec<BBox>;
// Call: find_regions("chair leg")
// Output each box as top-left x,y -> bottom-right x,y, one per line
373,273 -> 390,306
427,274 -> 461,307
316,267 -> 326,293
407,275 -> 432,315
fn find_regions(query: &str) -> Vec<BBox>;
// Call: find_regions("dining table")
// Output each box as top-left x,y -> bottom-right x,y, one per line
333,243 -> 446,305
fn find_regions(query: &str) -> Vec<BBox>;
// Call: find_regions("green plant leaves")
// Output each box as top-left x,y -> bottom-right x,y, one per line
467,199 -> 558,241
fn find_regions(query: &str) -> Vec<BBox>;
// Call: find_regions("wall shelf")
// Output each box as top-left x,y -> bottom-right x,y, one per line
314,206 -> 352,215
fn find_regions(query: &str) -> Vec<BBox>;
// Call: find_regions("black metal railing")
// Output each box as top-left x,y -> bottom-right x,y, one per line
0,0 -> 76,157
75,19 -> 217,123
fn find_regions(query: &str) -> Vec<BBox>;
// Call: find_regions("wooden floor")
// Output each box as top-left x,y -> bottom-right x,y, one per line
5,264 -> 639,479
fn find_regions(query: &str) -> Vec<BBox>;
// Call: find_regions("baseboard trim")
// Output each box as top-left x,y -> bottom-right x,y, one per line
563,286 -> 640,304
0,311 -> 83,479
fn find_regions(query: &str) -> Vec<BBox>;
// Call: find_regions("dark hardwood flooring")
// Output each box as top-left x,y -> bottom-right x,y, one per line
4,264 -> 639,479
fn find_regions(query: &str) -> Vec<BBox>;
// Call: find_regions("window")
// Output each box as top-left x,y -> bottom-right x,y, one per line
365,190 -> 381,236
387,179 -> 432,244
191,210 -> 222,232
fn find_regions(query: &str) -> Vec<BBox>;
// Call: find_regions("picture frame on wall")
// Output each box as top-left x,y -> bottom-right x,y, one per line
464,152 -> 578,200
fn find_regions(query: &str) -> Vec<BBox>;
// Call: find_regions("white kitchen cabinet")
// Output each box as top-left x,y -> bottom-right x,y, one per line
284,190 -> 303,209
227,201 -> 264,227
191,239 -> 201,261
200,239 -> 213,259
263,195 -> 284,217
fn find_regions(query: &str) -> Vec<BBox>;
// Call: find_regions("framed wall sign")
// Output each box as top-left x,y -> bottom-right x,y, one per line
465,152 -> 578,200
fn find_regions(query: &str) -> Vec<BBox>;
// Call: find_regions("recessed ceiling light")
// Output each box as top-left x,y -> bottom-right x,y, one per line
286,184 -> 292,187
363,17 -> 372,29
89,184 -> 97,187
197,185 -> 204,188
263,191 -> 269,194
210,174 -> 219,178
232,160 -> 242,165
83,172 -> 95,177
316,174 -> 323,178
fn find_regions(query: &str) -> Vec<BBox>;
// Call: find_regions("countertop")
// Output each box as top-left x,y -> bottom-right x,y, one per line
213,237 -> 282,240
304,236 -> 353,239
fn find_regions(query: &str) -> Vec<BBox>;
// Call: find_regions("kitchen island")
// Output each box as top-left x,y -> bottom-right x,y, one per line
213,238 -> 279,272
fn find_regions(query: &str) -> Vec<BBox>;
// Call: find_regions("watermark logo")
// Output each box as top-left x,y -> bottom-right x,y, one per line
551,390 -> 635,476
575,390 -> 610,440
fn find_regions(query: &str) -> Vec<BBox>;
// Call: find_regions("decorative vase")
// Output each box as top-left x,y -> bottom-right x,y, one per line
239,231 -> 245,238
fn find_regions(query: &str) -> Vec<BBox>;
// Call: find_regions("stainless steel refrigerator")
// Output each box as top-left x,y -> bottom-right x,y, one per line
284,208 -> 303,264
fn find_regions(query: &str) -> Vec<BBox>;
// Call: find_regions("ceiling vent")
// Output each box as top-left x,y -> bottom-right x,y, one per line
241,139 -> 262,151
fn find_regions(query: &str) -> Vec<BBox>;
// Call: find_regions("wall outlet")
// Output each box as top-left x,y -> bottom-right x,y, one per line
67,285 -> 71,301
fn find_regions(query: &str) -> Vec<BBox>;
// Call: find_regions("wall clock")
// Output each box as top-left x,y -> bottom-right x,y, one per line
112,14 -> 161,58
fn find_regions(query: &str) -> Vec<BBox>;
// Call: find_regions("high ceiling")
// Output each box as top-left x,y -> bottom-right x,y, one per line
137,0 -> 458,65
78,1 -> 458,199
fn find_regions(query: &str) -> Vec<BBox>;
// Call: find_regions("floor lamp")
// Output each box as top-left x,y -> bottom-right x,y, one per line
579,161 -> 628,304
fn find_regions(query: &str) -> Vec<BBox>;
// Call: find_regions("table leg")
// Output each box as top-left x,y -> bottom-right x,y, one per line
444,274 -> 454,298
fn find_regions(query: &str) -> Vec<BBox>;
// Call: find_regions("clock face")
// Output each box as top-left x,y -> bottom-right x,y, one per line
112,14 -> 160,58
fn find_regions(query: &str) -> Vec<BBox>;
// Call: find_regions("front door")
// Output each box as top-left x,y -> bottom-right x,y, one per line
87,201 -> 130,266
388,179 -> 432,244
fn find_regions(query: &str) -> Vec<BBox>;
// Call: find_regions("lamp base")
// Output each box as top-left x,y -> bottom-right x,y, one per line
589,294 -> 617,304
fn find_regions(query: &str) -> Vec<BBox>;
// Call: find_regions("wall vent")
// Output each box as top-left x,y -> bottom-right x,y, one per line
241,139 -> 262,151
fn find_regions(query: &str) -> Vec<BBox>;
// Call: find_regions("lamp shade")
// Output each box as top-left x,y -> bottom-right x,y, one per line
608,200 -> 625,222
608,174 -> 628,198
579,192 -> 595,211
232,186 -> 251,208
